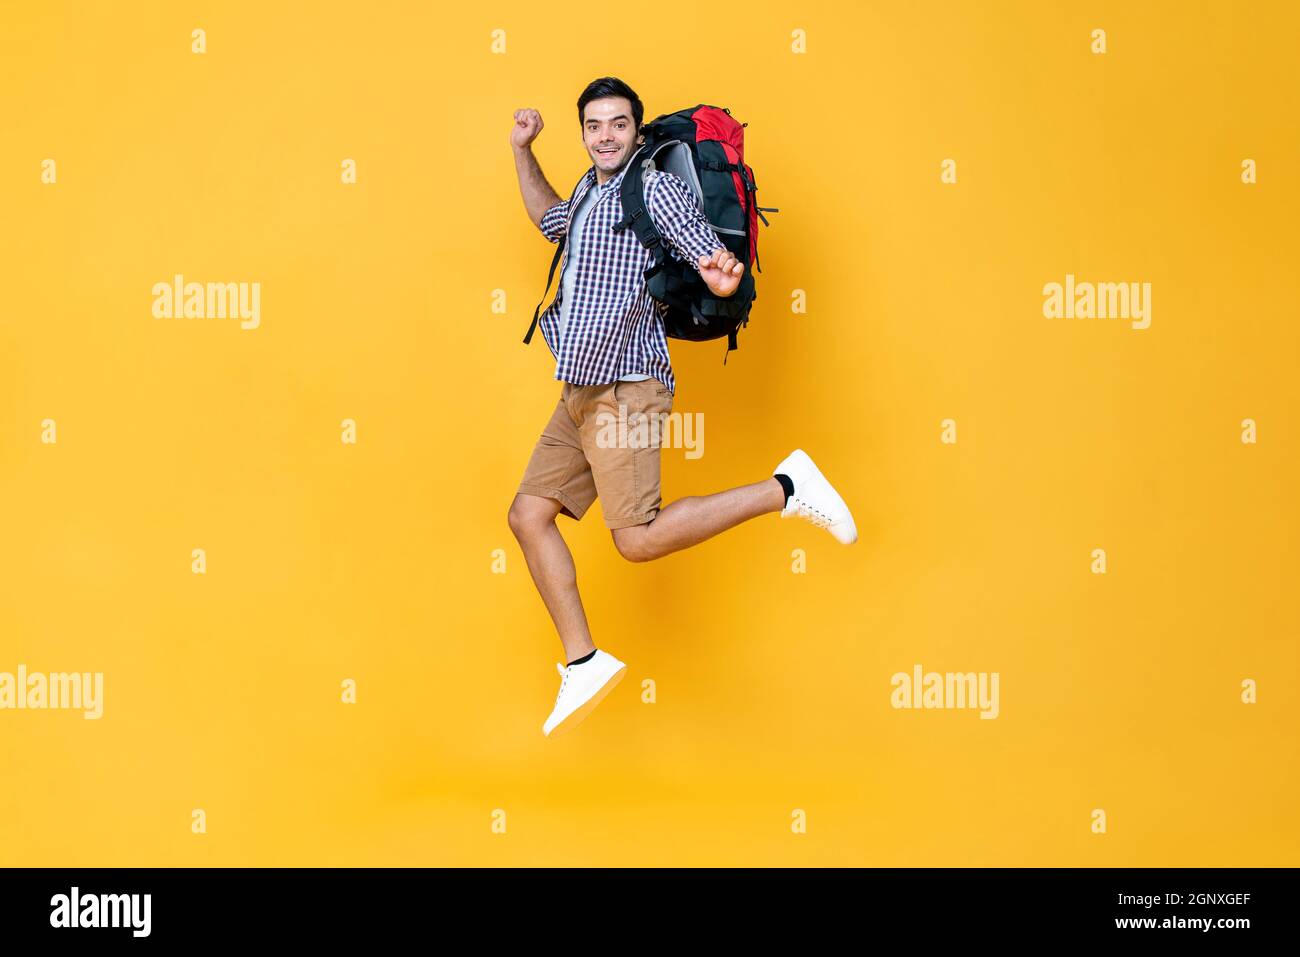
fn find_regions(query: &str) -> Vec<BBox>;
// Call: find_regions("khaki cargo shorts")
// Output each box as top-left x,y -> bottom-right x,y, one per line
517,377 -> 674,530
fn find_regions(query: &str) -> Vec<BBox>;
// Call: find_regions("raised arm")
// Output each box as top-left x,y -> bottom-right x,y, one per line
511,108 -> 565,229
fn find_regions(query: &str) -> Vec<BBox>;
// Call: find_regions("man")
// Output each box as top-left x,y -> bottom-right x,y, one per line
509,77 -> 857,738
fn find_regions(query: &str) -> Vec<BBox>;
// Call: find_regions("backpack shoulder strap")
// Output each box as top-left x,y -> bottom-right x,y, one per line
523,170 -> 590,345
523,235 -> 564,345
612,154 -> 667,268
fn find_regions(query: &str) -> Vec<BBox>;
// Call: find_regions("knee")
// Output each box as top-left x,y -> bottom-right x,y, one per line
611,527 -> 653,563
508,496 -> 554,542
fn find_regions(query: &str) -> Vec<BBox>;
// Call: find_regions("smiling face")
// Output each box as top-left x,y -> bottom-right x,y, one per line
582,96 -> 642,184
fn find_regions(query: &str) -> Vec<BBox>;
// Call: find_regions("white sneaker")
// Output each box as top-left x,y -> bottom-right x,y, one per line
773,448 -> 858,545
542,649 -> 628,737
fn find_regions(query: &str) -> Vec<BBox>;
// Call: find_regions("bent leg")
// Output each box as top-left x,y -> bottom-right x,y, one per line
610,477 -> 786,563
574,379 -> 785,563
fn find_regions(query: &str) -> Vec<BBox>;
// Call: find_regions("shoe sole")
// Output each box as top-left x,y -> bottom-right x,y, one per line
545,664 -> 628,738
823,484 -> 857,544
826,479 -> 858,544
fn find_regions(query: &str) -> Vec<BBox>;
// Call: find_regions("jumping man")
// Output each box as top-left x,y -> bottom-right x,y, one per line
509,77 -> 857,737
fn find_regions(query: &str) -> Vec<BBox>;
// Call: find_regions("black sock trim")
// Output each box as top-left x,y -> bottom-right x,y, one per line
774,473 -> 794,506
567,649 -> 597,667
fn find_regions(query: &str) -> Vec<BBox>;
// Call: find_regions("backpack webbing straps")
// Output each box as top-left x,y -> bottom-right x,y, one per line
613,184 -> 667,271
625,207 -> 666,268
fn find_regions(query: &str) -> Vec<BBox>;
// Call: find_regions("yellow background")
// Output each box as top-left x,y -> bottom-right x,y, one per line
1,1 -> 1296,866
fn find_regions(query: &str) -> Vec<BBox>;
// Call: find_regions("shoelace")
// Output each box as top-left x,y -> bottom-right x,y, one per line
789,495 -> 831,528
555,662 -> 570,699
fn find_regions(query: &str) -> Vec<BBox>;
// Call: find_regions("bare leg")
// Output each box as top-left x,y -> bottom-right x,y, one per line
507,493 -> 596,663
611,477 -> 785,563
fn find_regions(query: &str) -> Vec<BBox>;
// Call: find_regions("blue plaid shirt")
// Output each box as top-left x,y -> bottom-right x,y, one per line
536,163 -> 725,395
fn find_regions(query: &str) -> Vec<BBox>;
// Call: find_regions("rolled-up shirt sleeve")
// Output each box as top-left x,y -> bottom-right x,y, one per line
645,171 -> 726,272
539,199 -> 569,243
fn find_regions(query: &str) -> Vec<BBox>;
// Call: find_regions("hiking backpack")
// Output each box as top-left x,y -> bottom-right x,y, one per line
524,103 -> 778,361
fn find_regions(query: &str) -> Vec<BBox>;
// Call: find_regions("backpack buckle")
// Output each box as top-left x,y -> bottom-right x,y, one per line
612,208 -> 640,234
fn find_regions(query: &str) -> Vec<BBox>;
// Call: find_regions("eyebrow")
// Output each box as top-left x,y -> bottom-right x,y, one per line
586,115 -> 631,124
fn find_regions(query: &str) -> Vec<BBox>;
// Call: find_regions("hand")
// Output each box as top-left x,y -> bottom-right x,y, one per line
697,247 -> 745,297
511,108 -> 544,149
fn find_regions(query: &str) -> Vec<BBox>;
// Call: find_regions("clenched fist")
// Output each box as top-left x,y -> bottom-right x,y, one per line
511,109 -> 544,149
697,247 -> 745,298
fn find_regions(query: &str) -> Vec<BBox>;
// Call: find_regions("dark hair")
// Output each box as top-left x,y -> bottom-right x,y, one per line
577,77 -> 644,131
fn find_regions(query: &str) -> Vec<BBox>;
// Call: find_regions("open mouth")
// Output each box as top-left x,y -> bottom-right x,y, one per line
596,146 -> 620,156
